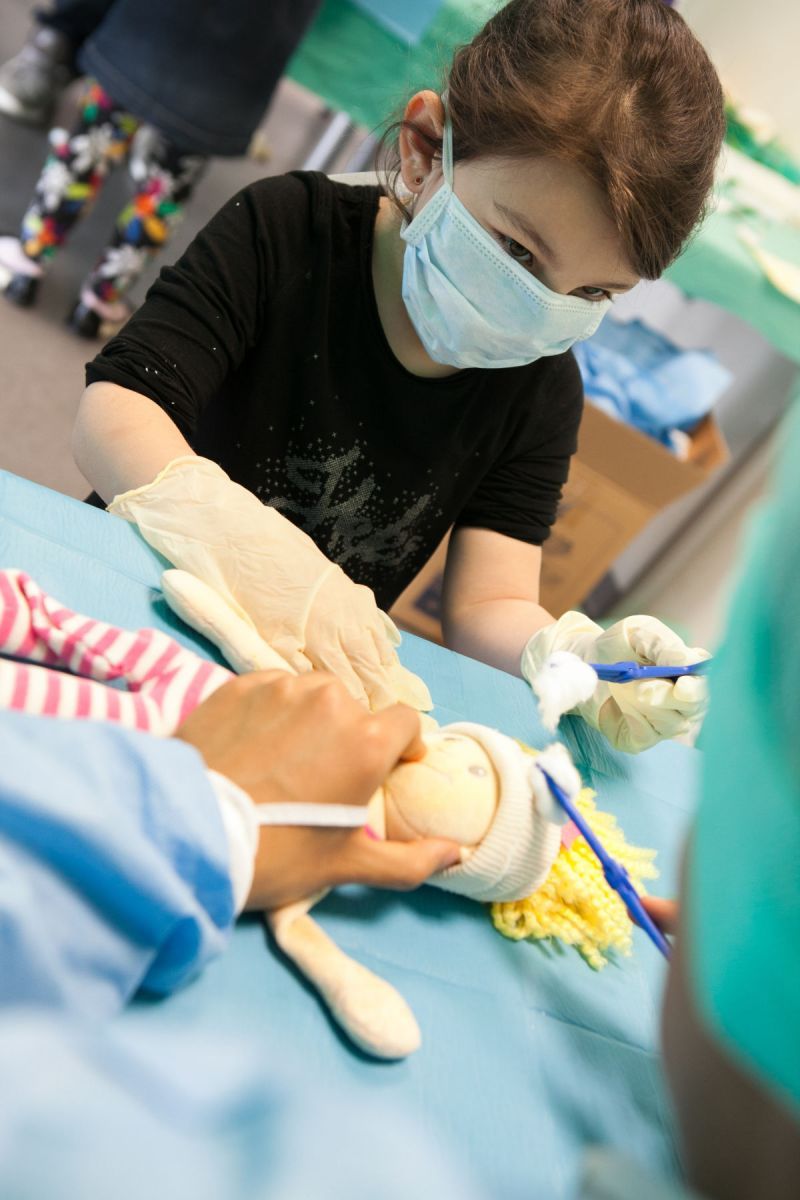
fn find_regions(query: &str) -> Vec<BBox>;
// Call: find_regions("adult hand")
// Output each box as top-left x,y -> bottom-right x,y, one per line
174,671 -> 460,910
522,611 -> 710,753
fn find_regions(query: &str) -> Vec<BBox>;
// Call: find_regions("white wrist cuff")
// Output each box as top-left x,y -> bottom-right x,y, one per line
206,769 -> 259,915
255,802 -> 368,828
206,775 -> 369,914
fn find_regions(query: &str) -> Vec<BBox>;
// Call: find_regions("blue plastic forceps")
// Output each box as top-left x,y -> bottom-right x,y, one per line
588,659 -> 711,684
539,767 -> 672,960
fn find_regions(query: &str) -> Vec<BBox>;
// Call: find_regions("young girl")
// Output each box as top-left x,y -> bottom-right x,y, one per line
74,0 -> 725,748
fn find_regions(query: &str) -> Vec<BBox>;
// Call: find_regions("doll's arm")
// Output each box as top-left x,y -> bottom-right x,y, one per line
161,570 -> 296,677
162,572 -> 440,738
268,901 -> 421,1059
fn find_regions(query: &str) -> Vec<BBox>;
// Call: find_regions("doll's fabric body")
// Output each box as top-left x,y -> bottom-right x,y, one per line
0,569 -> 232,732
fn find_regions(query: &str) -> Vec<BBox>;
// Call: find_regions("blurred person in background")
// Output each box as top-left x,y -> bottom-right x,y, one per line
0,0 -> 322,337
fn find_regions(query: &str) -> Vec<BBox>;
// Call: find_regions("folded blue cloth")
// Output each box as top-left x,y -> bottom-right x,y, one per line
351,0 -> 442,43
573,318 -> 731,453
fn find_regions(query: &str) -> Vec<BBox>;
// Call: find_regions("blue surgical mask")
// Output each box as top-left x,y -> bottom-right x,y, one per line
400,116 -> 612,370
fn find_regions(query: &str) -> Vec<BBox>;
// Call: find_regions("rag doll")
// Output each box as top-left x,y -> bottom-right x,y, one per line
0,568 -> 657,1058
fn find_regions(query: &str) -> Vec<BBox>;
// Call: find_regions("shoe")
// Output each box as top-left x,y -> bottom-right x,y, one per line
0,235 -> 44,306
66,296 -> 133,340
3,273 -> 40,307
65,299 -> 101,339
0,27 -> 76,126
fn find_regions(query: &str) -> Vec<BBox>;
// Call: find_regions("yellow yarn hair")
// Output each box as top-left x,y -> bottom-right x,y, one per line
492,747 -> 658,969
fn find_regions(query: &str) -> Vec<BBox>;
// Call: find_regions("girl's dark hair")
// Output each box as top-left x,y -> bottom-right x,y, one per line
380,0 -> 725,278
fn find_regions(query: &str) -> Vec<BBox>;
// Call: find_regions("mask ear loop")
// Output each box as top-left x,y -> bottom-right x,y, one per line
441,93 -> 455,187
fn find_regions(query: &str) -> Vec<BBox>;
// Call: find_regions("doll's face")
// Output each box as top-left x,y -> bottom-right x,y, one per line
383,732 -> 498,847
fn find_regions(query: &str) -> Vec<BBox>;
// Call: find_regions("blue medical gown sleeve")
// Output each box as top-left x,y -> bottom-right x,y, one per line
0,710 -> 235,1015
0,1016 -> 483,1200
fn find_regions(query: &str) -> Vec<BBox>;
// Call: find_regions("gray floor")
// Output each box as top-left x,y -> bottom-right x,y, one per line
0,0 -> 363,497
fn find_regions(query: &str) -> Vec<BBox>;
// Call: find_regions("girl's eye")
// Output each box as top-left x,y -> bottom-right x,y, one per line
576,285 -> 612,302
500,235 -> 534,267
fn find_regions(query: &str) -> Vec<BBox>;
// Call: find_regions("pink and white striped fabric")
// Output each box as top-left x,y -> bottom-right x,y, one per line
0,569 -> 233,734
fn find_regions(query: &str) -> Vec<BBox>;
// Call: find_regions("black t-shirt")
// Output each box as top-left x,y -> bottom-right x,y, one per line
87,172 -> 584,610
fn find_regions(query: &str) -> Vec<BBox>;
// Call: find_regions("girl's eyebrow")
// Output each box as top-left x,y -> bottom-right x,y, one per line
494,201 -> 560,265
587,279 -> 638,292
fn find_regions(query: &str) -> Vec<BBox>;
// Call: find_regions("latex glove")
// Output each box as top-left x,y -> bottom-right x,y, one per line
521,611 -> 710,753
109,457 -> 432,713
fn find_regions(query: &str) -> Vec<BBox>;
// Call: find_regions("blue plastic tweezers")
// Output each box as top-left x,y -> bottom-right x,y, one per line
539,767 -> 672,960
588,659 -> 710,684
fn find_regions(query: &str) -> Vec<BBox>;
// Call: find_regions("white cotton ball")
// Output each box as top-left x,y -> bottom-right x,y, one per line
531,651 -> 599,731
529,742 -> 583,822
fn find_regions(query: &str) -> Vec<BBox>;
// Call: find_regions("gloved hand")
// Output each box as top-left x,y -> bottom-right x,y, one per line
521,611 -> 710,753
109,457 -> 432,713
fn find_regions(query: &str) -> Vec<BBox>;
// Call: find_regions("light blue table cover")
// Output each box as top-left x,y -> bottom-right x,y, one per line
0,469 -> 697,1199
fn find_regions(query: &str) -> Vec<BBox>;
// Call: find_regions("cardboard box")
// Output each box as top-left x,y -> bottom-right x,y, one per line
390,402 -> 729,641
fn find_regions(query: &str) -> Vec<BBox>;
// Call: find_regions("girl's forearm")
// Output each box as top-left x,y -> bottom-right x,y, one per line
72,381 -> 195,503
442,597 -> 555,676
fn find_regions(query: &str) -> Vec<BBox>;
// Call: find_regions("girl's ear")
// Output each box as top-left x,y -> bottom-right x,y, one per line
398,90 -> 445,195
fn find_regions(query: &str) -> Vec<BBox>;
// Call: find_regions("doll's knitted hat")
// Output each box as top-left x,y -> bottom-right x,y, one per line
430,722 -> 567,903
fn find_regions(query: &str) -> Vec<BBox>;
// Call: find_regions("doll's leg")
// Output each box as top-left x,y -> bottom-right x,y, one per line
0,80 -> 138,305
268,904 -> 422,1059
0,570 -> 232,732
69,128 -> 207,335
0,571 -> 149,722
0,654 -> 139,724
